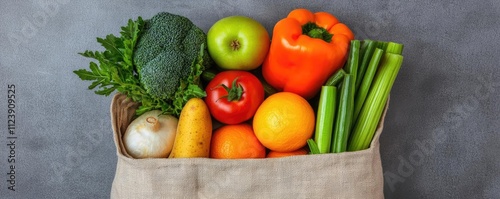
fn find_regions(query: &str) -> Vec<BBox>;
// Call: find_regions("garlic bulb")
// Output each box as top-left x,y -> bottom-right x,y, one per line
123,110 -> 178,158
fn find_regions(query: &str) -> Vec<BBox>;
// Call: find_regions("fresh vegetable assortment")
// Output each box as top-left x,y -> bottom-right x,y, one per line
74,8 -> 404,159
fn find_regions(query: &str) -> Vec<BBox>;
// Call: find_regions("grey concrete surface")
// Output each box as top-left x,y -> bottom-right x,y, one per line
0,0 -> 499,198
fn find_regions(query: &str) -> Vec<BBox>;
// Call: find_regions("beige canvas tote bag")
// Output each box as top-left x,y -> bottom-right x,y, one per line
110,93 -> 386,199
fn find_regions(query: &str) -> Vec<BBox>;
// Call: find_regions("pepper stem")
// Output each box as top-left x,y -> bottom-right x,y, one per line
302,22 -> 333,43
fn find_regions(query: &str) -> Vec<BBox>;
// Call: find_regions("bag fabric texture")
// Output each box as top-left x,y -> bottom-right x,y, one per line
110,93 -> 387,199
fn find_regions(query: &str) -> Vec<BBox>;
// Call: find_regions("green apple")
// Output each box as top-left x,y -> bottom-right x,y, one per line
207,16 -> 270,71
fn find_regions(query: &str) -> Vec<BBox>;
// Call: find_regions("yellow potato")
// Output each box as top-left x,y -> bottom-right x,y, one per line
169,98 -> 212,158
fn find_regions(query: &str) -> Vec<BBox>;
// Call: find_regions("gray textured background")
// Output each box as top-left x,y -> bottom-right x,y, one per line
0,0 -> 499,198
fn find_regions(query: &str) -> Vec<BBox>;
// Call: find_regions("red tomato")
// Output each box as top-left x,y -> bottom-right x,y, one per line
205,71 -> 265,124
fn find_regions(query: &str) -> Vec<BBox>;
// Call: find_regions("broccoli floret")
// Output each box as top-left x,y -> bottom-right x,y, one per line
134,12 -> 212,99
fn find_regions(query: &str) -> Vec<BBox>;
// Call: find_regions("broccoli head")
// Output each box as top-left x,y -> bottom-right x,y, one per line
134,12 -> 212,99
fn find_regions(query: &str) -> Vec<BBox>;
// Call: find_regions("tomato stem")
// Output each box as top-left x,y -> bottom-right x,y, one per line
215,77 -> 244,102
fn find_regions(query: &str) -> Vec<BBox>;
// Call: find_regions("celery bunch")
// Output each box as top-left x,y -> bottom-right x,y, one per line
348,42 -> 404,151
309,40 -> 404,153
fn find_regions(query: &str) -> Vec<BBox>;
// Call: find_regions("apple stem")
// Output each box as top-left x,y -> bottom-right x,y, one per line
231,40 -> 240,51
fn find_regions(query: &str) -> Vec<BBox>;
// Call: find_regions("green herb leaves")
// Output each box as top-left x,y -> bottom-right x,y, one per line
74,17 -> 145,99
74,17 -> 154,113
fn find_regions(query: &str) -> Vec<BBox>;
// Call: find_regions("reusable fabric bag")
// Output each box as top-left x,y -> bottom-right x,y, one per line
110,93 -> 387,199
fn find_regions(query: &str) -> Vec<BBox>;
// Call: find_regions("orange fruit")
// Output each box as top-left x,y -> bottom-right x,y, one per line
253,92 -> 315,152
267,147 -> 309,158
210,123 -> 266,159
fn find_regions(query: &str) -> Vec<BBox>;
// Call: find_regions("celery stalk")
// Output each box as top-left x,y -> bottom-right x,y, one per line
307,139 -> 321,155
353,48 -> 384,122
314,86 -> 337,153
359,39 -> 370,59
344,40 -> 360,86
377,41 -> 388,51
385,42 -> 404,55
332,74 -> 355,153
325,69 -> 346,86
356,40 -> 377,90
